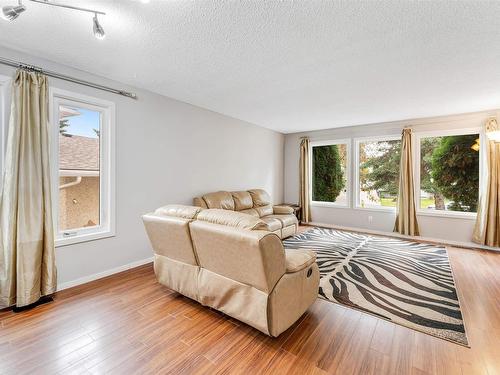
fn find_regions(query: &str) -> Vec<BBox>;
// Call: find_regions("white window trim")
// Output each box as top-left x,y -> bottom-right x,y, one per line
0,74 -> 11,187
309,139 -> 351,208
49,87 -> 116,247
354,135 -> 401,211
413,127 -> 483,220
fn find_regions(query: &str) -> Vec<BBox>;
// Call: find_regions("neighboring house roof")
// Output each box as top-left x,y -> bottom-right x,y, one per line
59,134 -> 99,172
59,106 -> 81,118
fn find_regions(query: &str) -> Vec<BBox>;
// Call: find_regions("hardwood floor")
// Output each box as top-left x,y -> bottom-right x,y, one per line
0,245 -> 499,374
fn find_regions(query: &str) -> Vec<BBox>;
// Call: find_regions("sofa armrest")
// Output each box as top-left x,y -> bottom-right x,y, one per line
273,205 -> 294,215
284,249 -> 316,273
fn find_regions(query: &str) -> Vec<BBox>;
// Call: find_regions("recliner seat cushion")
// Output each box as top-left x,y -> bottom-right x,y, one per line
231,191 -> 254,211
202,191 -> 235,210
260,217 -> 282,232
239,208 -> 260,217
249,189 -> 271,207
281,225 -> 296,239
266,214 -> 298,227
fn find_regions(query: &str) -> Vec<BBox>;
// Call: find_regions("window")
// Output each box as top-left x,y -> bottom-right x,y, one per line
310,140 -> 350,206
50,88 -> 115,246
355,137 -> 401,209
416,129 -> 481,215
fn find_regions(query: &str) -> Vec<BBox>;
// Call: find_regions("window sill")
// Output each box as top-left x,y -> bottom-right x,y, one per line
416,210 -> 477,220
353,206 -> 396,213
56,230 -> 115,247
311,201 -> 350,209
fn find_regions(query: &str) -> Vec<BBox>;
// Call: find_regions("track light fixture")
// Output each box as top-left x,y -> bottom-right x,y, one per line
1,0 -> 106,40
1,0 -> 26,21
92,14 -> 105,40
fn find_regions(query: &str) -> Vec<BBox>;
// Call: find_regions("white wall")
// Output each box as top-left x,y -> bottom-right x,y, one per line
284,110 -> 498,246
0,46 -> 284,287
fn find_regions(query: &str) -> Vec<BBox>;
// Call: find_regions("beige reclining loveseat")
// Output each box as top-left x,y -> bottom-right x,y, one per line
193,189 -> 298,239
142,204 -> 319,337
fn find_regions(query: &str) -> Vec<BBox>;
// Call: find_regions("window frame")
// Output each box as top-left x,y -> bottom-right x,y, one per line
49,87 -> 116,247
413,127 -> 483,220
309,138 -> 351,208
354,135 -> 401,211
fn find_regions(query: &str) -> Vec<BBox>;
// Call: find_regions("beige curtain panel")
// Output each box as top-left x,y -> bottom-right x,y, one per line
473,118 -> 500,246
299,137 -> 311,223
394,128 -> 420,236
0,70 -> 57,308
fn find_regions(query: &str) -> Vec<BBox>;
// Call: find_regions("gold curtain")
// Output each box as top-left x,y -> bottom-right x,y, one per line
0,70 -> 57,308
394,128 -> 420,236
299,137 -> 311,223
473,118 -> 500,246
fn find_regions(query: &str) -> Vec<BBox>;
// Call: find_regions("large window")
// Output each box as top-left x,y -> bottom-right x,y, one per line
416,130 -> 480,214
310,140 -> 350,206
356,137 -> 401,209
50,89 -> 115,246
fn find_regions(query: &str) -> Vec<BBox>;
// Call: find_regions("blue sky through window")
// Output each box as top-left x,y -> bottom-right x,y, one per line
60,106 -> 100,138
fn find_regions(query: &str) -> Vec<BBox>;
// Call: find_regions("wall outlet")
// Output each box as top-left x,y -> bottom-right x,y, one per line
368,215 -> 373,223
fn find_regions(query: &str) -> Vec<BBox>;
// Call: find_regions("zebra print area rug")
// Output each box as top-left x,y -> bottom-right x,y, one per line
283,227 -> 468,346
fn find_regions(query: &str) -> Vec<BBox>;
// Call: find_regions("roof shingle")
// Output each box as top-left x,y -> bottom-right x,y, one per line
59,134 -> 99,171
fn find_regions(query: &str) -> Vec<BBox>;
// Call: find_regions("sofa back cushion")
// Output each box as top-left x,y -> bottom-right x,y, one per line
155,204 -> 203,219
197,209 -> 267,230
249,189 -> 271,207
189,221 -> 286,293
193,197 -> 208,208
143,213 -> 199,266
231,191 -> 253,211
202,191 -> 235,210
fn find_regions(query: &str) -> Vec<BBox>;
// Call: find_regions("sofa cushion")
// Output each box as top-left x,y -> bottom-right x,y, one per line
231,191 -> 254,211
284,249 -> 316,273
260,217 -> 283,232
249,189 -> 271,207
273,205 -> 294,215
281,225 -> 297,239
239,208 -> 260,218
155,204 -> 203,219
197,209 -> 267,230
267,214 -> 298,228
255,205 -> 274,217
202,191 -> 235,210
193,197 -> 208,208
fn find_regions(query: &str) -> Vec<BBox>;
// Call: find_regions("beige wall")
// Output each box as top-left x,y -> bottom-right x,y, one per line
59,176 -> 100,231
0,46 -> 285,288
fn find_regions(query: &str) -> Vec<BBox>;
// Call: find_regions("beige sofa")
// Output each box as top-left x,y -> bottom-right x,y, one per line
193,189 -> 298,239
142,205 -> 319,337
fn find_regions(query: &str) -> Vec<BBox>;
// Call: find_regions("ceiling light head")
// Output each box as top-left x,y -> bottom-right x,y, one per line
92,14 -> 105,40
1,1 -> 26,21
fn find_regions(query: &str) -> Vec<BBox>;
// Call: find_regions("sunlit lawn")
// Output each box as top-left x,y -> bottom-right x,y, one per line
380,197 -> 436,208
380,198 -> 397,207
420,198 -> 435,209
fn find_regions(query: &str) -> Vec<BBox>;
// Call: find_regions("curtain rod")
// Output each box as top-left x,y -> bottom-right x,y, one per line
0,56 -> 137,99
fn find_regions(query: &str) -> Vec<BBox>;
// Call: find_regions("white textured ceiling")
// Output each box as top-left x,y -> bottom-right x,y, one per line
1,1 -> 500,133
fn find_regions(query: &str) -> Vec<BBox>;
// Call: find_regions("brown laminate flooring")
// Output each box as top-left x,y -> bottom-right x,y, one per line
0,231 -> 499,374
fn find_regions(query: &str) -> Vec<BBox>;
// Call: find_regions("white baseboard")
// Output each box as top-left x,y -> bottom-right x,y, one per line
57,256 -> 154,291
307,221 -> 500,253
